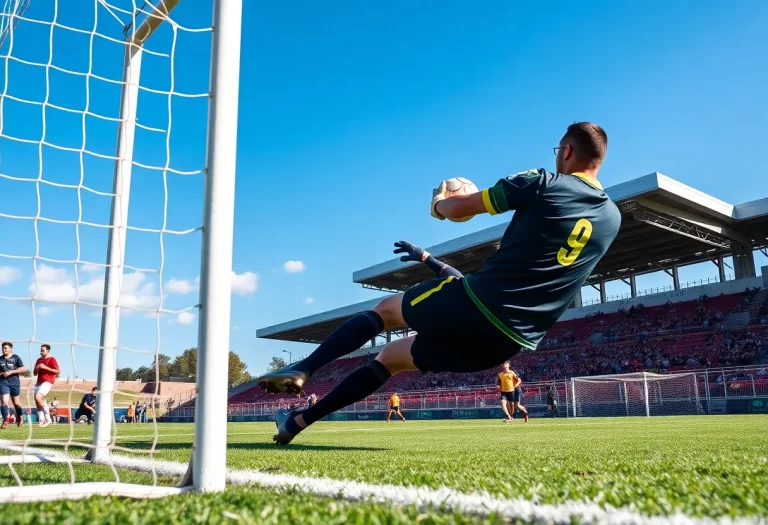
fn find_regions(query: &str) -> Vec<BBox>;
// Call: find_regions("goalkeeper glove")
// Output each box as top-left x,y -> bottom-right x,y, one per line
431,181 -> 448,220
393,240 -> 428,263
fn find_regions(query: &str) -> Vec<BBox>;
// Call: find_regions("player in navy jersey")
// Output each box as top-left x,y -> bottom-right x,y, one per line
259,122 -> 621,444
0,342 -> 28,429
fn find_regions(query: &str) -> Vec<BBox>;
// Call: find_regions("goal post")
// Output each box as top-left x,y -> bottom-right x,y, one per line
0,0 -> 242,501
571,372 -> 703,418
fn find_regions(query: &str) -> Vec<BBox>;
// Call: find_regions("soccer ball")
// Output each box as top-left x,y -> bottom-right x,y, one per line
444,177 -> 478,222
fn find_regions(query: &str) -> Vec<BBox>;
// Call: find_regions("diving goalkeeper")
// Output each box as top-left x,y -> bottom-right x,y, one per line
258,122 -> 621,444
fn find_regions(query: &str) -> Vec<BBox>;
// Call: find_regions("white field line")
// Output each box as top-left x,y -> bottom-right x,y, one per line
0,441 -> 765,525
7,421 -> 591,443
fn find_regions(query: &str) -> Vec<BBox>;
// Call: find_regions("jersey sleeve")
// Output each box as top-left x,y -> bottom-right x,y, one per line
49,358 -> 59,371
480,169 -> 547,215
13,356 -> 23,368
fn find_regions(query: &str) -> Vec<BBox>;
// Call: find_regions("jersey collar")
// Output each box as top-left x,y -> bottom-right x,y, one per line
567,172 -> 603,190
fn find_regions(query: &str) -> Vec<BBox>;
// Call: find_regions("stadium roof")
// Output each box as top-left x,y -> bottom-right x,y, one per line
258,172 -> 768,343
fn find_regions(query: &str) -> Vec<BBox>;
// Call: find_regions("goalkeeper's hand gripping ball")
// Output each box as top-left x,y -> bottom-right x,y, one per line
430,177 -> 478,222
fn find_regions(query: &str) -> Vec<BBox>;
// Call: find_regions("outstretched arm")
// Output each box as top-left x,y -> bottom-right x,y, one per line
432,190 -> 489,221
431,170 -> 547,220
393,241 -> 463,279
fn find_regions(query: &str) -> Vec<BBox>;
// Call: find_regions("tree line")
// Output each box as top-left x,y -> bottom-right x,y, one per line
116,347 -> 252,388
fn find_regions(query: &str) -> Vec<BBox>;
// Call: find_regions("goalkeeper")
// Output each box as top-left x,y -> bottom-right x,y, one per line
258,122 -> 621,445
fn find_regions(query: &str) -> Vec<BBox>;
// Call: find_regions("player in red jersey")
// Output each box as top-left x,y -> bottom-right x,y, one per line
33,344 -> 59,428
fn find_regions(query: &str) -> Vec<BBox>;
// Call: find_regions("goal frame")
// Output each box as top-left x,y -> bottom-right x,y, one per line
0,0 -> 242,501
570,371 -> 701,418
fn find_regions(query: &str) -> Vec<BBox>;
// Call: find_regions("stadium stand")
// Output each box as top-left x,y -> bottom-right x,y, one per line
234,289 -> 768,405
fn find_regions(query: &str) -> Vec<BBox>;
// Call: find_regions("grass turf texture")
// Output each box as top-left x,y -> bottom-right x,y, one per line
0,415 -> 765,522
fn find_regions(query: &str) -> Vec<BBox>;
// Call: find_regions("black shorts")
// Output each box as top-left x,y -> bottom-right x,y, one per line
390,406 -> 400,412
401,276 -> 522,374
500,391 -> 515,403
513,387 -> 522,403
75,408 -> 94,422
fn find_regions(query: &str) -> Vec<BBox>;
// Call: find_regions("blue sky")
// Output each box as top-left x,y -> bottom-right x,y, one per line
0,0 -> 766,380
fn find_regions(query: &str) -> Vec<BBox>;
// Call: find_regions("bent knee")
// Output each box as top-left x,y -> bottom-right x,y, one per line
374,337 -> 416,375
372,294 -> 405,329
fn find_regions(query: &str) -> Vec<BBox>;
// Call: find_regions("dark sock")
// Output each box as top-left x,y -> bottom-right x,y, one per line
300,361 -> 392,427
14,405 -> 22,420
1,405 -> 7,421
297,311 -> 384,375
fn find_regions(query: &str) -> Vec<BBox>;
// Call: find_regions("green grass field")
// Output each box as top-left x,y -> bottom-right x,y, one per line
0,415 -> 766,524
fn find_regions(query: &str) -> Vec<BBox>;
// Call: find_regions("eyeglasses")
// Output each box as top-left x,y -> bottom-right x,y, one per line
553,146 -> 563,156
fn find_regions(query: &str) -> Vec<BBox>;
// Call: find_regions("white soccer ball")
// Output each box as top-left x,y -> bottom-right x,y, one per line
444,177 -> 478,222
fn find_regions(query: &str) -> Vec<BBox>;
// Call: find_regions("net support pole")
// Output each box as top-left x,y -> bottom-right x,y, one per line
88,43 -> 143,463
570,378 -> 577,417
191,0 -> 243,492
704,371 -> 711,413
642,373 -> 650,417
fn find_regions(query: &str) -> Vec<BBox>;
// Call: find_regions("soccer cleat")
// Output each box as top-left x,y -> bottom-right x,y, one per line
257,363 -> 310,395
39,420 -> 51,428
0,421 -> 7,430
273,408 -> 302,445
16,417 -> 22,428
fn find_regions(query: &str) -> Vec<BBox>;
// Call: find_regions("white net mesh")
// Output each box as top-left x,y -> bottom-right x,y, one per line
0,0 -> 214,497
572,372 -> 703,417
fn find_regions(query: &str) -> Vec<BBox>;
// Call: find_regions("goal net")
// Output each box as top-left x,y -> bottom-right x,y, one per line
0,0 -> 241,501
571,372 -> 703,417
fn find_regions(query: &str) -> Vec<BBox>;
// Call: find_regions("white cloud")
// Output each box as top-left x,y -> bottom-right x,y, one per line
166,273 -> 257,297
231,271 -> 259,296
80,264 -> 103,274
283,260 -> 306,273
166,278 -> 196,295
176,312 -> 196,325
28,263 -> 160,313
304,297 -> 315,305
36,306 -> 52,316
0,266 -> 21,286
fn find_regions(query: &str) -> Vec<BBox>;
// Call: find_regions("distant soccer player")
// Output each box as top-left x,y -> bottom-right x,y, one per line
386,392 -> 406,422
546,384 -> 559,418
50,397 -> 60,423
497,361 -> 528,423
0,342 -> 27,429
75,387 -> 97,424
33,344 -> 59,428
510,368 -> 529,422
259,123 -> 621,444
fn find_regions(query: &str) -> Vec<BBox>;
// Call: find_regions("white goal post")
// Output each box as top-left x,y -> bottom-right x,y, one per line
0,0 -> 241,501
570,372 -> 704,418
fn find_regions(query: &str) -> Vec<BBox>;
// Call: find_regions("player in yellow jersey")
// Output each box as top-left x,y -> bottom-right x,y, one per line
496,361 -> 528,423
386,392 -> 405,422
